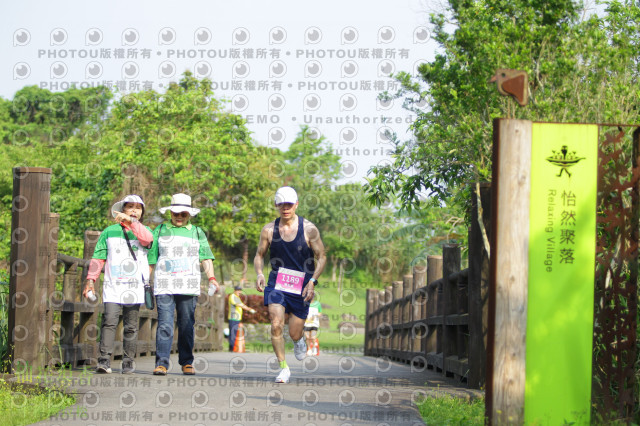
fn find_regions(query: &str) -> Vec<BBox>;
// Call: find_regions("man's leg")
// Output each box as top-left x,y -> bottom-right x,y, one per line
229,320 -> 240,351
155,295 -> 175,369
268,303 -> 291,383
268,304 -> 286,361
288,314 -> 306,342
175,295 -> 196,367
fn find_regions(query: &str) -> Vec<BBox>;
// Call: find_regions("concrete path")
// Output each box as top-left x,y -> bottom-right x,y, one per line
26,351 -> 482,426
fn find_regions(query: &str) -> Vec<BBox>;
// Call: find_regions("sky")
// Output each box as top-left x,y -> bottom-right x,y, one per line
1,0 -> 442,184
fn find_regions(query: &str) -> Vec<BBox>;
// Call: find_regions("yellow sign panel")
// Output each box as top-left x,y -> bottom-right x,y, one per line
526,123 -> 598,425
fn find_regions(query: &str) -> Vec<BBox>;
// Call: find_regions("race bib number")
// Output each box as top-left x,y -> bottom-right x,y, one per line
275,267 -> 305,295
161,258 -> 191,274
110,260 -> 137,281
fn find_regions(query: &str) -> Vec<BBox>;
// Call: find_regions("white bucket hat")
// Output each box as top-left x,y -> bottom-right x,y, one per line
159,193 -> 200,216
111,195 -> 145,218
274,186 -> 298,205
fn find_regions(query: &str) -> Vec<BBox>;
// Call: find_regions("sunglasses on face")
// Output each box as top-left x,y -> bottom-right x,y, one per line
171,211 -> 190,218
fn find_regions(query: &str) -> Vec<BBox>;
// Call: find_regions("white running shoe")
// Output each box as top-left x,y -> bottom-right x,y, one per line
294,339 -> 307,361
275,367 -> 290,383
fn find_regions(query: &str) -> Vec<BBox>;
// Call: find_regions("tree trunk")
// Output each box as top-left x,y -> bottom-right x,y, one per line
338,259 -> 345,293
331,256 -> 338,282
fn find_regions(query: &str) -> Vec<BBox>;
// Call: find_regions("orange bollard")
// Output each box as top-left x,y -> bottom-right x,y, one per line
233,324 -> 245,353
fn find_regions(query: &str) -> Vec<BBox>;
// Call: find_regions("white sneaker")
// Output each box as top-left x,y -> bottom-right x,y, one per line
275,367 -> 290,383
294,339 -> 307,361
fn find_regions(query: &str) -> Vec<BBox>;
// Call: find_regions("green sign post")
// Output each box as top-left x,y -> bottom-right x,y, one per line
526,123 -> 598,424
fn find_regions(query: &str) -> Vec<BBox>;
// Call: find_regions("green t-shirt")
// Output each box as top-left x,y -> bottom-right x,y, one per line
92,223 -> 152,304
148,223 -> 215,295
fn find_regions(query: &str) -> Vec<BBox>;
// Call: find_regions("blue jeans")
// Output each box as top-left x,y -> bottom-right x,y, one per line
155,294 -> 197,368
229,320 -> 240,351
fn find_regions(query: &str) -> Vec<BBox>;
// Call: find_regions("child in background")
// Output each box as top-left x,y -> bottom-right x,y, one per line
304,293 -> 322,356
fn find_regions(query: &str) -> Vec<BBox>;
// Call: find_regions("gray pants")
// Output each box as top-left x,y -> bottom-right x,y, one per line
98,302 -> 140,365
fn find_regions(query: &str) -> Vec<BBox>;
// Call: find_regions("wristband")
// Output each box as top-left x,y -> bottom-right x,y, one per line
208,277 -> 217,282
257,274 -> 265,279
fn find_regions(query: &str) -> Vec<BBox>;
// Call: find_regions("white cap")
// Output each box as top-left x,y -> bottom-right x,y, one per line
274,186 -> 298,205
158,193 -> 201,216
111,195 -> 145,218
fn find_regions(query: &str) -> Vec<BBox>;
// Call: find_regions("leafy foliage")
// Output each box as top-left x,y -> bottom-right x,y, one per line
366,0 -> 640,212
0,75 -> 428,284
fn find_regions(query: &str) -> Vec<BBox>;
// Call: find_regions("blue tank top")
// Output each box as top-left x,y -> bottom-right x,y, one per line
268,216 -> 315,286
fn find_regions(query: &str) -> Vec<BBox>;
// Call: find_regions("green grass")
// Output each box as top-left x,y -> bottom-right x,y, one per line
417,394 -> 485,425
243,330 -> 364,355
0,380 -> 75,426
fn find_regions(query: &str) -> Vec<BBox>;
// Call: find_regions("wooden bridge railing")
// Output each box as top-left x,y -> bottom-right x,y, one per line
364,184 -> 490,388
8,167 -> 225,372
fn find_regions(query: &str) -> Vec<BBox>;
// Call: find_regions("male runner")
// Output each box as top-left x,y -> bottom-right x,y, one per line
254,186 -> 326,383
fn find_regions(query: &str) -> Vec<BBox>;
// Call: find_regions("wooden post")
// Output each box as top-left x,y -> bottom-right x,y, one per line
402,274 -> 412,322
456,272 -> 469,373
487,119 -> 531,424
442,244 -> 460,376
425,255 -> 442,363
391,281 -> 403,355
377,290 -> 385,355
215,293 -> 225,351
401,275 -> 413,359
79,230 -> 101,364
384,285 -> 392,352
468,182 -> 491,388
81,230 -> 101,284
62,264 -> 78,302
8,167 -> 52,372
61,263 -> 78,364
365,289 -> 376,356
45,213 -> 60,366
412,266 -> 427,356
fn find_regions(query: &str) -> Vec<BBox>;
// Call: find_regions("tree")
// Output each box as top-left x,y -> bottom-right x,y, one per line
365,0 -> 640,212
278,125 -> 342,190
0,85 -> 113,259
0,74 -> 280,264
94,72 -> 278,263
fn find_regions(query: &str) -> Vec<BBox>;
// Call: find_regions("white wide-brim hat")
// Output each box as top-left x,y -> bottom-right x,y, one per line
274,186 -> 298,205
159,193 -> 200,216
111,195 -> 145,218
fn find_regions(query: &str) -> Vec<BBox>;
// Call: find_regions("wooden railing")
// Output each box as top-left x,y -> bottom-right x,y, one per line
8,168 -> 225,372
364,184 -> 490,388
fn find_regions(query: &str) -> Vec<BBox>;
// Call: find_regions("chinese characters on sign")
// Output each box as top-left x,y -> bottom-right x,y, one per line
544,189 -> 579,271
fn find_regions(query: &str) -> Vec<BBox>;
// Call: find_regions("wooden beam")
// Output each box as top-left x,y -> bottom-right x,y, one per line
8,167 -> 52,372
487,119 -> 531,424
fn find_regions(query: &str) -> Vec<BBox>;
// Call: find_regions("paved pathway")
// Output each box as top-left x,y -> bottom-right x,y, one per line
24,351 -> 482,426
